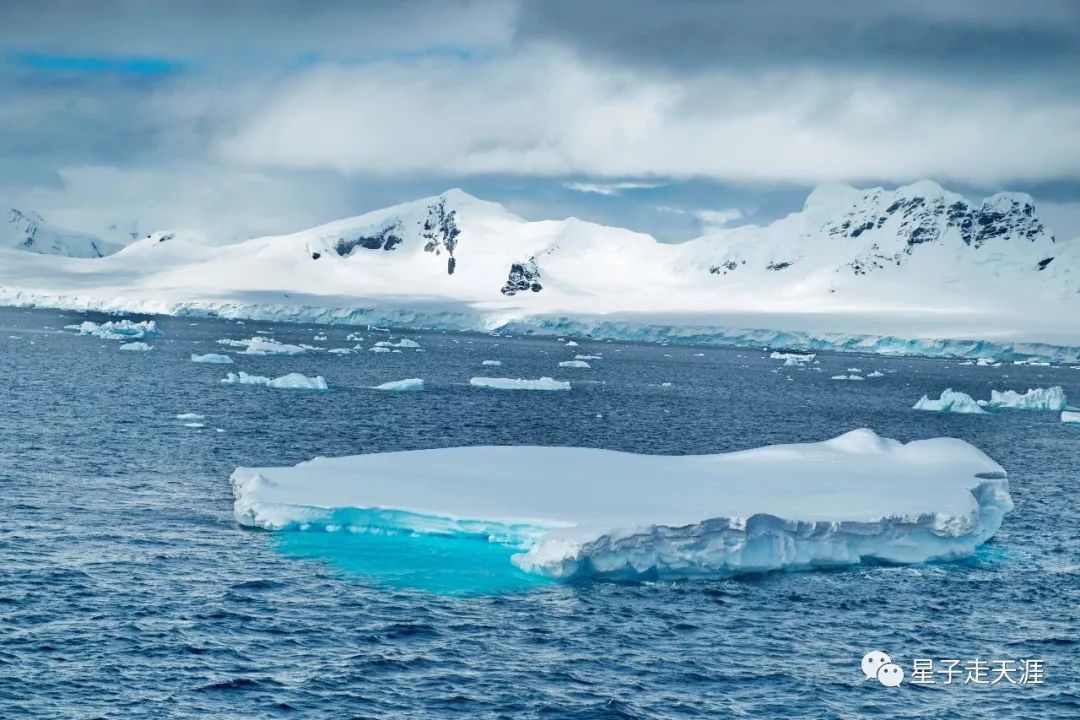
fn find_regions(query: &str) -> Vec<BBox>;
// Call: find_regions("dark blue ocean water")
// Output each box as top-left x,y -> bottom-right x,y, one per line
1,306 -> 1077,719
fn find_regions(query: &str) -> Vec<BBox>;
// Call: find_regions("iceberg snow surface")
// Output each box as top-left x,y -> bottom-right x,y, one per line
913,389 -> 988,414
231,429 -> 1012,581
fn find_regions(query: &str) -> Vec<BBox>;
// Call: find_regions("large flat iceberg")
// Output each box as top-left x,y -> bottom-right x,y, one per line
218,336 -> 308,355
231,429 -> 1012,581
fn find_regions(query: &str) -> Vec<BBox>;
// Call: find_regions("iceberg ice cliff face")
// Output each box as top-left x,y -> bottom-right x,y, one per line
231,429 -> 1012,581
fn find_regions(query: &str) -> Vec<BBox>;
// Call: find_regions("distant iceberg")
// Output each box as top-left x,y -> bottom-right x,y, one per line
374,338 -> 420,349
831,374 -> 864,381
1062,410 -> 1080,425
558,360 -> 591,368
574,354 -> 602,360
913,389 -> 987,414
66,319 -> 161,340
191,352 -> 233,364
373,378 -> 424,391
218,336 -> 307,355
231,429 -> 1012,581
369,346 -> 391,353
481,359 -> 502,366
470,376 -> 571,391
176,413 -> 205,420
221,371 -> 329,390
987,386 -> 1067,411
119,341 -> 152,351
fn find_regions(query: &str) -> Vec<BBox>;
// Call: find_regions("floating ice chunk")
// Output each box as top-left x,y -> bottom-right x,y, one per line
831,374 -> 863,381
268,373 -> 329,390
183,422 -> 205,429
218,337 -> 307,355
1062,411 -> 1080,424
191,353 -> 233,364
470,376 -> 571,391
913,389 -> 987,414
328,348 -> 352,355
565,340 -> 579,347
987,387 -> 1067,411
847,367 -> 861,372
373,378 -> 424,391
176,413 -> 205,420
221,371 -> 328,390
231,429 -> 1012,581
313,334 -> 327,341
481,360 -> 502,366
67,319 -> 161,340
867,370 -> 885,378
119,341 -> 152,351
374,338 -> 420,348
221,371 -> 271,385
369,346 -> 391,353
559,360 -> 591,368
771,351 -> 815,364
575,354 -> 603,360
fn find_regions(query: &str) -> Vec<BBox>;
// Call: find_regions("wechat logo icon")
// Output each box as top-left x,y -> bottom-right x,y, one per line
862,650 -> 904,687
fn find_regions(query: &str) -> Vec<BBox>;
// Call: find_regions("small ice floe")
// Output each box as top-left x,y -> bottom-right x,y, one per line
218,337 -> 307,355
67,319 -> 161,340
176,413 -> 205,420
693,353 -> 705,357
867,370 -> 885,378
559,360 -> 591,368
1062,411 -> 1080,425
374,338 -> 420,349
575,354 -> 602,360
565,341 -> 579,347
661,382 -> 673,387
119,342 -> 152,351
346,332 -> 364,342
987,387 -> 1067,411
183,422 -> 206,429
191,353 -> 233,364
770,351 -> 815,365
313,334 -> 328,342
913,389 -> 987,414
481,360 -> 502,366
831,374 -> 864,381
847,367 -> 861,373
328,348 -> 352,355
221,371 -> 329,391
373,378 -> 424,391
369,346 -> 391,353
470,377 -> 570,391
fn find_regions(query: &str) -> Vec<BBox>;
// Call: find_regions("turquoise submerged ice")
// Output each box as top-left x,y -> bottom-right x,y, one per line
232,429 -> 1012,581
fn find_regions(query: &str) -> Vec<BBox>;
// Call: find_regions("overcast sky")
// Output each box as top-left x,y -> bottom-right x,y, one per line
3,0 -> 1079,242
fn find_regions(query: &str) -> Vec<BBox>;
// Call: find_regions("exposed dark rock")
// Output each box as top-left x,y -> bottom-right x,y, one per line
501,258 -> 542,295
334,221 -> 403,255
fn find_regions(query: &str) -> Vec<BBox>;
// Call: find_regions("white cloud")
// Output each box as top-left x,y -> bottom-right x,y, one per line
563,181 -> 667,195
658,205 -> 743,232
215,49 -> 1080,186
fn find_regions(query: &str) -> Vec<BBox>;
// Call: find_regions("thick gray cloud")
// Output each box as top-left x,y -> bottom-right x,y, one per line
2,0 -> 1079,241
517,0 -> 1080,79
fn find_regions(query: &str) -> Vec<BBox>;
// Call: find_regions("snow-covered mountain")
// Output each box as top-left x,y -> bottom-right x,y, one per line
0,182 -> 1077,349
2,208 -> 122,258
